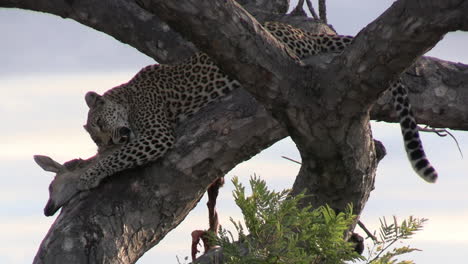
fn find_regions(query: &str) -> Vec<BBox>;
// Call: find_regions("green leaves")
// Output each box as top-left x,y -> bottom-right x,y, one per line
214,176 -> 426,264
378,216 -> 426,243
366,216 -> 427,264
218,176 -> 361,264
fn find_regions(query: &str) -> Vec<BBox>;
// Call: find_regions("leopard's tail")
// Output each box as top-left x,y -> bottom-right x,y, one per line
390,80 -> 438,183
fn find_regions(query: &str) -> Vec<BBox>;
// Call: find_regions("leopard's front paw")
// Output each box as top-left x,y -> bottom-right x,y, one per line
78,170 -> 103,190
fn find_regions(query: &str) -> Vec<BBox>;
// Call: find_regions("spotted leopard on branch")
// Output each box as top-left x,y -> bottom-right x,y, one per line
80,22 -> 437,190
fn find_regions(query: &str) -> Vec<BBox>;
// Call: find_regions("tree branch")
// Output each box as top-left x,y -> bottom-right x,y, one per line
336,0 -> 468,107
302,52 -> 468,131
236,0 -> 290,15
372,56 -> 468,130
305,0 -> 320,20
318,0 -> 327,23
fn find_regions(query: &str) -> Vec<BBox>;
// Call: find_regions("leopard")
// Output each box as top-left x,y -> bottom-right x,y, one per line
79,22 -> 437,193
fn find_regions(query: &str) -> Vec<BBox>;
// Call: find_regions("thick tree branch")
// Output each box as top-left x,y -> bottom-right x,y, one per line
303,53 -> 468,131
372,56 -> 468,130
318,0 -> 327,23
336,0 -> 468,107
236,0 -> 290,15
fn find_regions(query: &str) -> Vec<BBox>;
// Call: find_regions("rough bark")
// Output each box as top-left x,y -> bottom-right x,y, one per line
1,0 -> 468,263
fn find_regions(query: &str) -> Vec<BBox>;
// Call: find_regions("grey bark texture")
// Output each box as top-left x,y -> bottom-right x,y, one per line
1,0 -> 467,263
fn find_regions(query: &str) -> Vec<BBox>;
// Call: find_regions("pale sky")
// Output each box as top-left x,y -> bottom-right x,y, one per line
1,1 -> 468,263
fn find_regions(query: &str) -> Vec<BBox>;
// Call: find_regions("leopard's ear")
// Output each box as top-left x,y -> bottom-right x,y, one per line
85,91 -> 104,108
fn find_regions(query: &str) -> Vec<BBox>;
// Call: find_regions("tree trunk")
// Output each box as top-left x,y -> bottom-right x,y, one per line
1,0 -> 467,263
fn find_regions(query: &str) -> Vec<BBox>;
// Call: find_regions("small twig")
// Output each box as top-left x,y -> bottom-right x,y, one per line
318,0 -> 327,23
305,0 -> 319,20
418,126 -> 449,136
418,125 -> 464,158
357,220 -> 378,242
281,156 -> 302,165
369,239 -> 399,263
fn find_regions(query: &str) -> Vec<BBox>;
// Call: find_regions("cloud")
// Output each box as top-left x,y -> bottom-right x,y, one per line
360,211 -> 468,241
0,129 -> 96,161
0,216 -> 54,263
416,213 -> 468,241
0,9 -> 154,77
0,72 -> 143,160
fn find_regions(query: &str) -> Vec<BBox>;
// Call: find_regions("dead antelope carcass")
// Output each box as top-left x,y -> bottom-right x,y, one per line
34,155 -> 89,216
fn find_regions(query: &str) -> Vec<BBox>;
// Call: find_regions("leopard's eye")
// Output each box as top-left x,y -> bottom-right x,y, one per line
97,118 -> 105,127
93,118 -> 104,129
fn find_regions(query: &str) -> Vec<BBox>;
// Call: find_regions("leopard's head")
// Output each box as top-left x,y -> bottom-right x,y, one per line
84,91 -> 132,150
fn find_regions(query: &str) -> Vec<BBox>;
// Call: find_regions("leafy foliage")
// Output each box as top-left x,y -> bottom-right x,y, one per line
212,176 -> 427,264
365,216 -> 427,264
217,175 -> 362,264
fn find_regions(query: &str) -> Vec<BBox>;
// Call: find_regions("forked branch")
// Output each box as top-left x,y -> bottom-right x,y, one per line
305,0 -> 319,20
318,0 -> 327,23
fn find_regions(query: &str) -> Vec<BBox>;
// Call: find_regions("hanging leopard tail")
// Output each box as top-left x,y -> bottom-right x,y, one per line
390,80 -> 438,183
